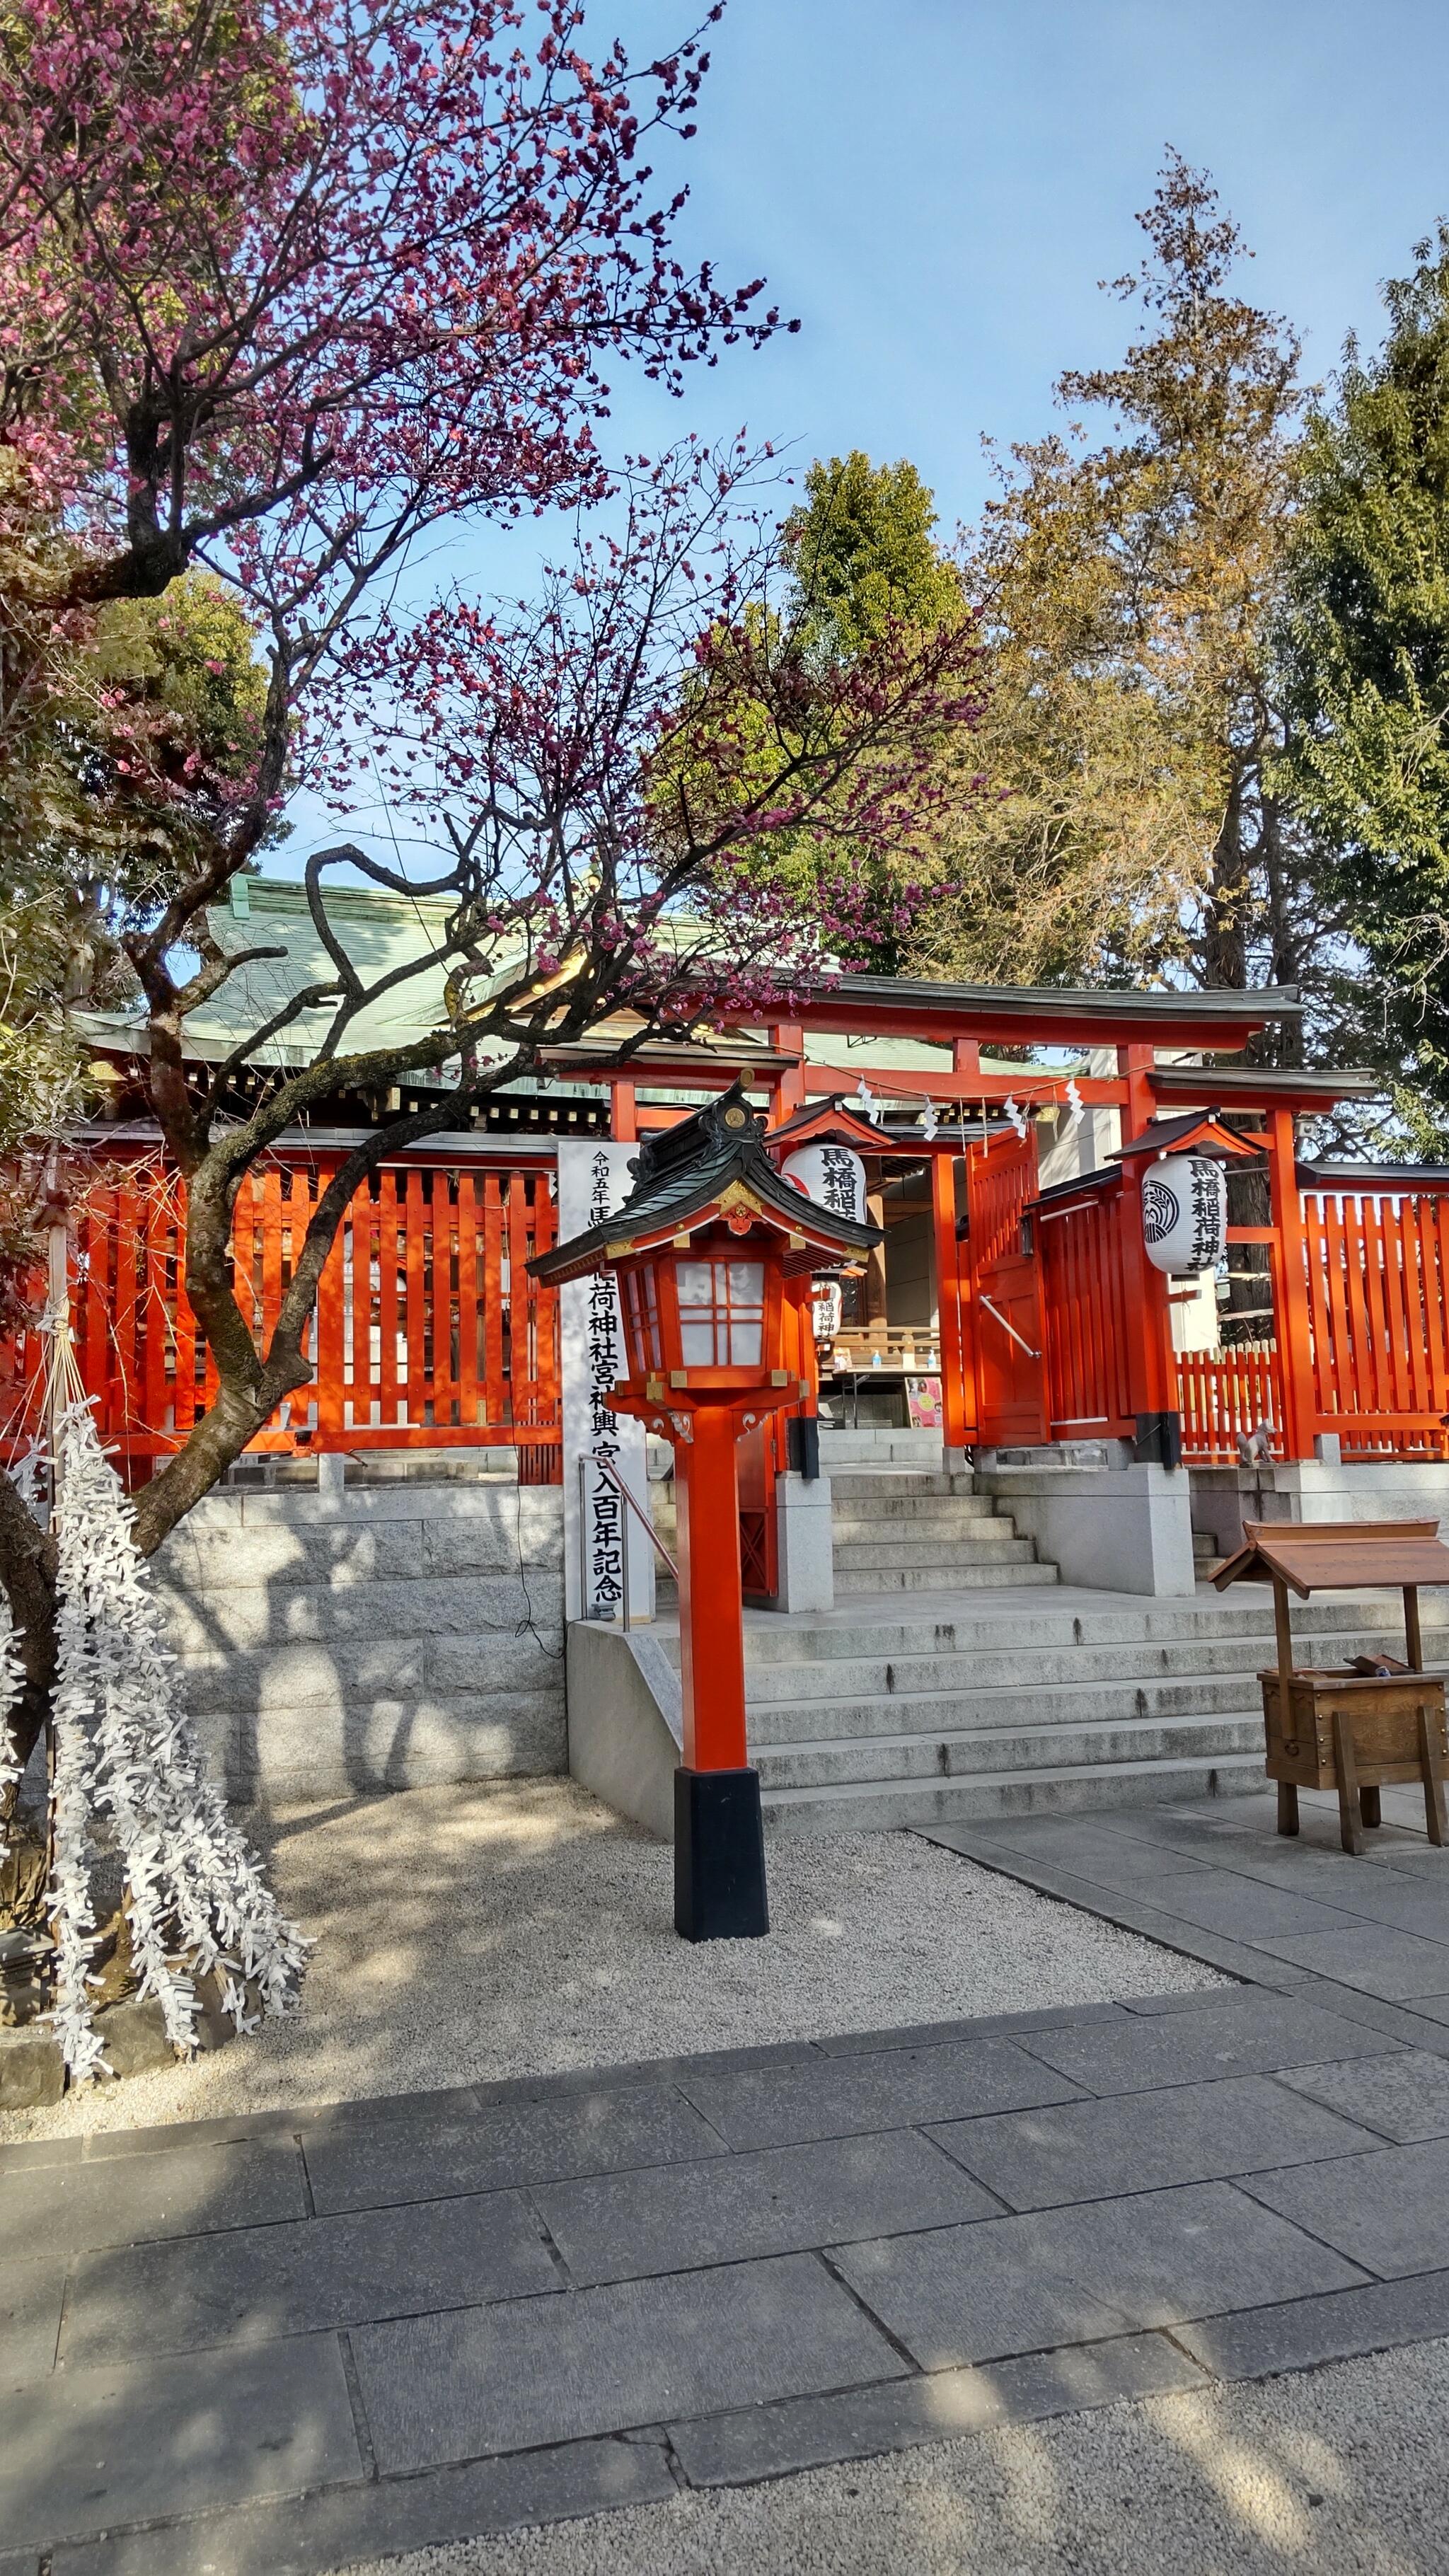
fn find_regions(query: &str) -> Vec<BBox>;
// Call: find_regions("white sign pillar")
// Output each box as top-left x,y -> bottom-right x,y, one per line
558,1140 -> 656,1626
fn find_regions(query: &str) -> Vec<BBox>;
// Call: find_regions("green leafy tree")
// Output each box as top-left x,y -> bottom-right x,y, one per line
1279,226 -> 1449,1128
775,454 -> 971,966
783,452 -> 964,659
649,453 -> 974,969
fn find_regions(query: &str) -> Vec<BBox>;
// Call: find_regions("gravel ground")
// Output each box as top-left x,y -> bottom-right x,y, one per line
0,1779 -> 1223,2142
344,2338 -> 1449,2576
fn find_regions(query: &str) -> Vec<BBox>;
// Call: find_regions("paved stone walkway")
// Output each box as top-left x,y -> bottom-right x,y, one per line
8,1798 -> 1449,2576
927,1783 -> 1449,2031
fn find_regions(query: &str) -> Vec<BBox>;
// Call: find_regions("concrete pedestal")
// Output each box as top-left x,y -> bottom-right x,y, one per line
1192,1451 -> 1449,1562
772,1469 -> 835,1612
976,1453 -> 1196,1597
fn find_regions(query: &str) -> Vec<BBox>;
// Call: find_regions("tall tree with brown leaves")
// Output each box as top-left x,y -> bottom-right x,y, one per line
916,154 -> 1344,1054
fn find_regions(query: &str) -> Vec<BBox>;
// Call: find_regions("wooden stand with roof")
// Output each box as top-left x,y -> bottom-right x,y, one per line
1213,1521 -> 1449,1854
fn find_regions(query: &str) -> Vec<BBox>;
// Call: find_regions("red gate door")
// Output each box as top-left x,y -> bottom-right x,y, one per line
968,1128 -> 1048,1445
736,1419 -> 778,1605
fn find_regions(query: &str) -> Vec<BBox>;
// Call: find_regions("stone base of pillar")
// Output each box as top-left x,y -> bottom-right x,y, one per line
1191,1455 -> 1449,1562
772,1469 -> 834,1612
674,1765 -> 769,1941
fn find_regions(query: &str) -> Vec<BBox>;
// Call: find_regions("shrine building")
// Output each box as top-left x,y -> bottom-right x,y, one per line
11,874 -> 1449,1830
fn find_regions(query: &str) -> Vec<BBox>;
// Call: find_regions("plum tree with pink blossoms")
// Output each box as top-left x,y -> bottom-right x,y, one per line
0,0 -> 983,2050
0,0 -> 788,1800
119,437 -> 980,1563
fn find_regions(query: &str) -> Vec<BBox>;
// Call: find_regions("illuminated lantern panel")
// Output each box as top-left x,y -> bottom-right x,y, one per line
615,1226 -> 784,1388
677,1259 -> 766,1367
621,1266 -> 662,1374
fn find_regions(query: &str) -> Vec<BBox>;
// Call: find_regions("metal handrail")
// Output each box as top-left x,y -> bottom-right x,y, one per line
978,1295 -> 1041,1361
578,1450 -> 679,1631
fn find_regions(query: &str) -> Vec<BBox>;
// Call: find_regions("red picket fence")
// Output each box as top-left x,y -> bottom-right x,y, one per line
1300,1180 -> 1449,1460
1028,1164 -> 1449,1468
1175,1343 -> 1285,1465
1031,1168 -> 1449,1466
1,1148 -> 562,1480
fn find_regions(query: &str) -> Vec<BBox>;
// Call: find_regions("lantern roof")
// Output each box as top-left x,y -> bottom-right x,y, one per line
1109,1111 -> 1262,1165
529,1080 -> 882,1287
762,1095 -> 887,1155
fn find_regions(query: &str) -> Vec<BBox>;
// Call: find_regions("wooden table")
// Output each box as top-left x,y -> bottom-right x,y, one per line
1213,1519 -> 1449,1855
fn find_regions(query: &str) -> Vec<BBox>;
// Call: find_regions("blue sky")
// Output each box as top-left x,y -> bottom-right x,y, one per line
282,0 -> 1449,869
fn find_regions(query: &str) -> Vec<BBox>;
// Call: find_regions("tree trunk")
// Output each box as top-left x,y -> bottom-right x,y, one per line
1259,794 -> 1305,1070
1205,764 -> 1249,991
0,1466 -> 57,1821
130,1380 -> 279,1559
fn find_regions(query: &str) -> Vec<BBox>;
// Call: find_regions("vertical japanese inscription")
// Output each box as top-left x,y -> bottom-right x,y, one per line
817,1145 -> 861,1221
583,1149 -> 625,1612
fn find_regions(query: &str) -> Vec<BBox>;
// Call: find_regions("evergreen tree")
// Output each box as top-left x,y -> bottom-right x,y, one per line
916,155 -> 1340,1061
783,452 -> 964,657
1279,226 -> 1449,1131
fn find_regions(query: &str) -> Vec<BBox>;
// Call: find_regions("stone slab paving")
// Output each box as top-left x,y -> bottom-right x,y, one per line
11,1918 -> 1449,2576
12,1788 -> 1449,2570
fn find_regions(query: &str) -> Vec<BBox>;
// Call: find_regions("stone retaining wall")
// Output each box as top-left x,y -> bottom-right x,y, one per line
154,1480 -> 565,1805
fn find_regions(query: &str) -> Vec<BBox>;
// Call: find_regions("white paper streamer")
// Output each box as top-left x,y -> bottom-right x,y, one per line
41,1400 -> 308,2079
0,1588 -> 25,1819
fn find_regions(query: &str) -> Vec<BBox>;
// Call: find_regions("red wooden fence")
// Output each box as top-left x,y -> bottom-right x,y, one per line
10,1148 -> 1449,1484
1037,1187 -> 1134,1441
1033,1184 -> 1283,1462
1300,1181 -> 1449,1460
1,1150 -> 562,1479
1024,1167 -> 1449,1468
1176,1344 -> 1285,1465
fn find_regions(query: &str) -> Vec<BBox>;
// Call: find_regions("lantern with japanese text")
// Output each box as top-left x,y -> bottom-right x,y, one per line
531,1084 -> 879,1941
1141,1155 -> 1228,1274
780,1142 -> 868,1228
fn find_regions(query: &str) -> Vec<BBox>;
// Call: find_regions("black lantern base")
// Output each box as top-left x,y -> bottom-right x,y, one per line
674,1766 -> 770,1942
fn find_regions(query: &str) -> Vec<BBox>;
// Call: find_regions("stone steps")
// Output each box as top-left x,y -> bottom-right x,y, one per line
746,1671 -> 1299,1740
759,1750 -> 1268,1835
830,1545 -> 1057,1586
637,1452 -> 1449,1832
732,1593 -> 1449,1664
830,1491 -> 1017,1523
733,1619 -> 1449,1703
749,1501 -> 1449,1819
833,1532 -> 1037,1571
827,1472 -> 976,1502
657,1605 -> 1449,1681
828,1463 -> 1054,1598
816,1431 -> 945,1469
754,1710 -> 1266,1791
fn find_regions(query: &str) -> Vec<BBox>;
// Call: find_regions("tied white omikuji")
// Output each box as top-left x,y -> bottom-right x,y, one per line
25,1401 -> 308,2079
0,1584 -> 21,1810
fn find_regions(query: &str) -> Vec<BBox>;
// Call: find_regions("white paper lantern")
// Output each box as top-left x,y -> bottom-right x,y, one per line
1141,1155 -> 1228,1274
782,1143 -> 867,1227
811,1280 -> 843,1345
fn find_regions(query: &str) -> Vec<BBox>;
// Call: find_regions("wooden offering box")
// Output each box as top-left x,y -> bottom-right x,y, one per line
1213,1520 -> 1449,1856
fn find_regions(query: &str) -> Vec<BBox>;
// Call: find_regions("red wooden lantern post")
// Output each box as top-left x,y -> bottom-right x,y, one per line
531,1085 -> 878,1941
